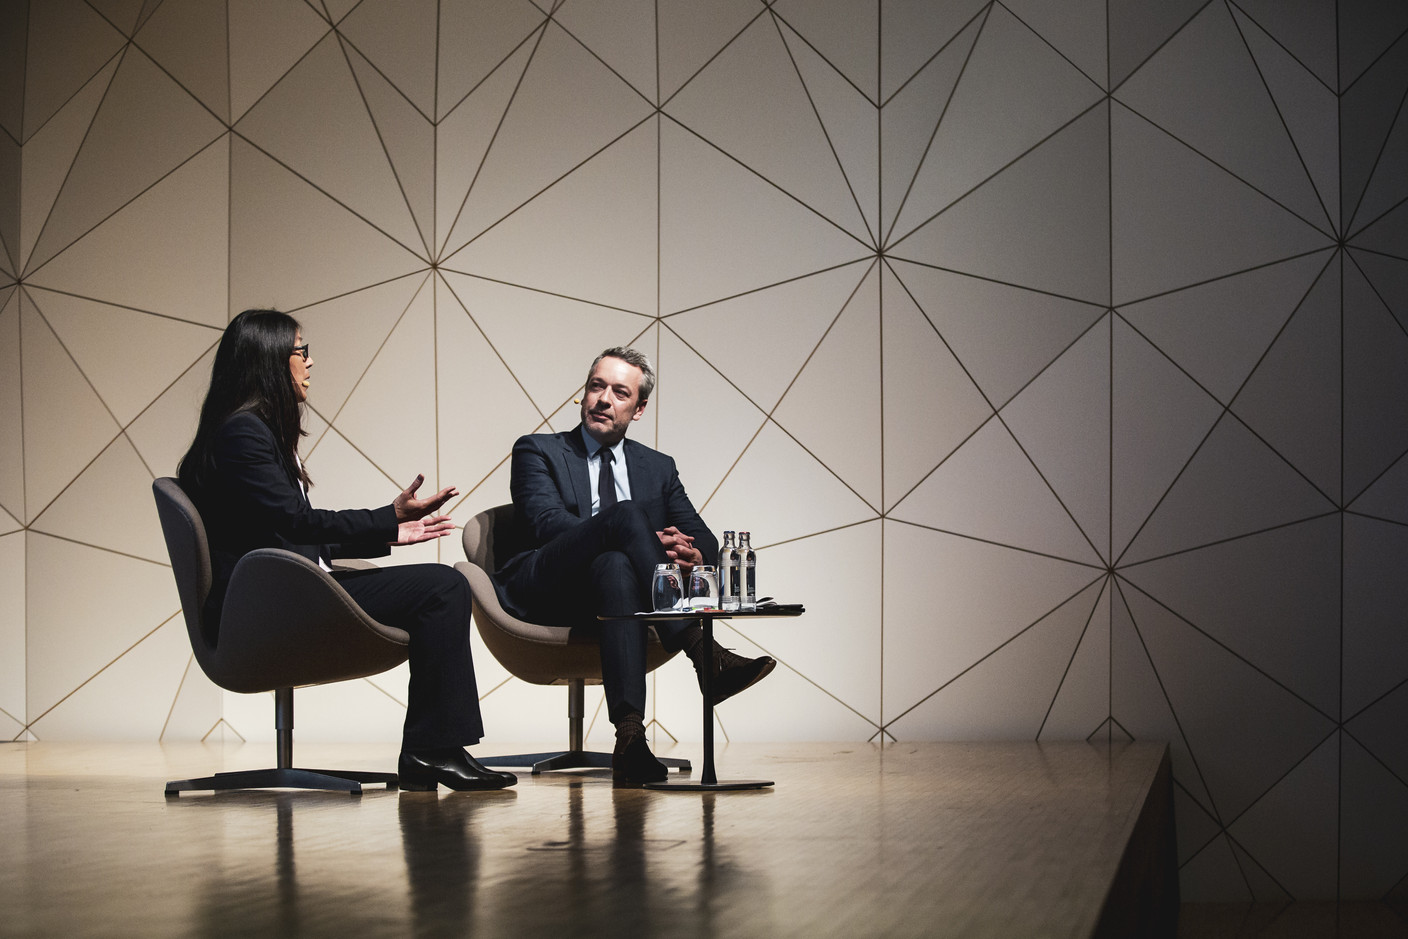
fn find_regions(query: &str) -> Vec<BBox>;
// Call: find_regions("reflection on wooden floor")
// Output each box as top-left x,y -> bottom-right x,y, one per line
0,740 -> 1174,938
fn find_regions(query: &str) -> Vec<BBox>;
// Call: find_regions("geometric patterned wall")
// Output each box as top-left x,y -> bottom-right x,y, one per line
2,0 -> 1407,904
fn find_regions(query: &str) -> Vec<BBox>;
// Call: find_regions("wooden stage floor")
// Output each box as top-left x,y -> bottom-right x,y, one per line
0,740 -> 1175,938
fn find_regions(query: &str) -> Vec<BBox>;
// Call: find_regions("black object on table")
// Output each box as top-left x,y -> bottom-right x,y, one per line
616,605 -> 803,791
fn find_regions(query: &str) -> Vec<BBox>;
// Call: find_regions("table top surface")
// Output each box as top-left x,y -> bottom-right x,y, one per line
608,605 -> 805,621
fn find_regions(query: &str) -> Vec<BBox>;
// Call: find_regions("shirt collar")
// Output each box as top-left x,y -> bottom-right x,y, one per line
580,425 -> 624,462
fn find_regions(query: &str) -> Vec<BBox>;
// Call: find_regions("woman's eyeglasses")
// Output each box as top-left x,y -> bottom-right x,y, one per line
292,343 -> 310,361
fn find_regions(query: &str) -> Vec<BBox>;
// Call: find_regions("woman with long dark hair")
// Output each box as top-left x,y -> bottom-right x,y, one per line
178,308 -> 514,791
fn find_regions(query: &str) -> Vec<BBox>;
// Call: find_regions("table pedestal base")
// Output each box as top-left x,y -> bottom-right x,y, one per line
644,777 -> 773,791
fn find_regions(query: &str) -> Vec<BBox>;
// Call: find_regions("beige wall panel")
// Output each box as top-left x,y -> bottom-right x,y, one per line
228,137 -> 425,315
27,290 -> 222,426
881,520 -> 1101,723
1116,2 -> 1327,230
888,262 -> 1106,413
1004,0 -> 1108,84
218,688 -> 275,744
1038,583 -> 1112,740
235,34 -> 424,254
126,347 -> 217,479
666,260 -> 872,413
19,299 -> 122,520
18,57 -> 118,271
781,21 -> 881,236
706,421 -> 875,549
344,44 -> 435,253
450,121 -> 659,315
895,5 -> 1104,239
666,15 -> 868,238
27,47 -> 226,272
135,0 -> 231,123
26,617 -> 189,740
744,520 -> 882,722
436,41 -> 533,253
227,0 -> 329,121
879,17 -> 977,238
892,418 -> 1103,565
653,327 -> 769,511
159,655 -> 224,742
879,0 -> 989,102
26,140 -> 230,328
709,626 -> 880,742
436,0 -> 546,121
999,321 -> 1112,560
329,286 -> 438,492
771,264 -> 882,508
0,294 -> 21,518
659,120 -> 868,314
893,104 -> 1111,306
887,578 -> 1101,740
555,0 -> 658,101
1119,252 -> 1331,406
656,0 -> 762,102
1234,7 -> 1340,232
296,273 -> 429,419
441,271 -> 653,414
879,275 -> 992,512
25,533 -> 179,721
445,22 -> 654,254
1109,316 -> 1227,557
1121,417 -> 1333,566
28,435 -> 167,564
20,0 -> 126,141
0,710 -> 22,741
433,280 -> 550,496
302,425 -> 409,524
1109,104 -> 1330,306
772,0 -> 878,98
338,0 -> 438,117
0,532 -> 23,727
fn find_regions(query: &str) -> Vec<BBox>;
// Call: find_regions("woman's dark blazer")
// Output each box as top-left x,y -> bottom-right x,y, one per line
188,411 -> 397,629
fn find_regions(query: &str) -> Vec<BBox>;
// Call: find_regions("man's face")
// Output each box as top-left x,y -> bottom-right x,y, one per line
580,356 -> 646,446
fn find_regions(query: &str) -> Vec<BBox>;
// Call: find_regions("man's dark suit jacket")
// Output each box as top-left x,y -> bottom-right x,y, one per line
185,410 -> 397,629
496,425 -> 719,619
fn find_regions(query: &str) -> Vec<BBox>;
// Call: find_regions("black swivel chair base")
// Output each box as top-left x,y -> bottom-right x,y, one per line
164,688 -> 399,796
165,767 -> 399,795
478,679 -> 691,776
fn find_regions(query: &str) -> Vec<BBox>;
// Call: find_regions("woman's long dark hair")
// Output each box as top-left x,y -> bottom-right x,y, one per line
178,309 -> 310,497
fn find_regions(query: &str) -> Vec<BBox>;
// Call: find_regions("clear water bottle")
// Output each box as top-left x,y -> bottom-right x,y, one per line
720,531 -> 740,611
738,531 -> 756,611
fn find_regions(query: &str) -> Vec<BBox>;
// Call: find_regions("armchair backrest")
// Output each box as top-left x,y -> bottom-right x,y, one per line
152,477 -> 216,653
462,503 -> 521,572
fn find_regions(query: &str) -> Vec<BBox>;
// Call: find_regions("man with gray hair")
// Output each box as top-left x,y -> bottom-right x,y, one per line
495,346 -> 775,783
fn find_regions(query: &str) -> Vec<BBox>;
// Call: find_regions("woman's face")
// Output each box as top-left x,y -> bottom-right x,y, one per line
290,330 -> 313,401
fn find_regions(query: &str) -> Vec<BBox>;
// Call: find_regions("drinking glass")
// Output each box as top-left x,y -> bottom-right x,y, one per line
687,565 -> 720,611
652,563 -> 683,612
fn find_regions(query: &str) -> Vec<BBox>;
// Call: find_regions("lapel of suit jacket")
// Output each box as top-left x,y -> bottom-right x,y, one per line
562,427 -> 593,519
621,437 -> 655,498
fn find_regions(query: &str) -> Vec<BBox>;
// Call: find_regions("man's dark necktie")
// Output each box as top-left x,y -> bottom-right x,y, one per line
598,447 -> 617,513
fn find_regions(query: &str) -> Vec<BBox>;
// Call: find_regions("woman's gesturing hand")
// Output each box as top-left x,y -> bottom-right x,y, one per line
393,514 -> 456,546
394,473 -> 458,522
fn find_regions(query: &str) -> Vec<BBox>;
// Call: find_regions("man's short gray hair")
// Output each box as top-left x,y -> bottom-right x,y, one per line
590,346 -> 656,402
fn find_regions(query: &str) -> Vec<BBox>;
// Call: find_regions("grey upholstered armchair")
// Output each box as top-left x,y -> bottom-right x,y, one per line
152,477 -> 410,795
455,503 -> 689,776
